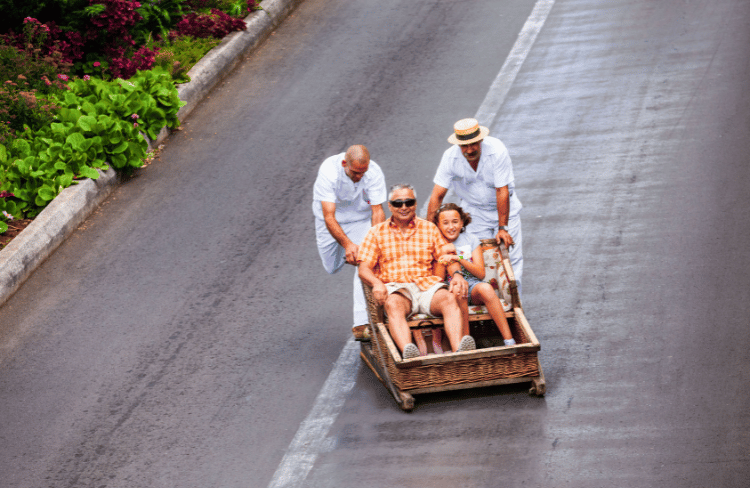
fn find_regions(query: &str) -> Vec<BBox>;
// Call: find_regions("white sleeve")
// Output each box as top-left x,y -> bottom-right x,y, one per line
365,162 -> 388,205
433,148 -> 454,189
492,146 -> 514,189
313,161 -> 338,203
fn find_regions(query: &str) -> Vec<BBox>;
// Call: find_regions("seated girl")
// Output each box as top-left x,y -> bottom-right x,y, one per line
434,203 -> 516,347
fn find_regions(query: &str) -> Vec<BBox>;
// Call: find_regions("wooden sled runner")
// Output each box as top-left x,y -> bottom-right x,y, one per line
357,241 -> 545,411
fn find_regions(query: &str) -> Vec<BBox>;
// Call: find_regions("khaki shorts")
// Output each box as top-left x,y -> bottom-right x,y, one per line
385,281 -> 447,317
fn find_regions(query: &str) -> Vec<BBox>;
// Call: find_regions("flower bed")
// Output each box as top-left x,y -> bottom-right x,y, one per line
0,0 -> 260,237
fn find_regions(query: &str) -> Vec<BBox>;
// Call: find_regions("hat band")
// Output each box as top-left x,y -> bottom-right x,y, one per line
456,128 -> 481,141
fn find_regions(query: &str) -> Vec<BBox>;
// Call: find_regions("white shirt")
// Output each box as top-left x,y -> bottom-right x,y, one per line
433,136 -> 522,222
312,152 -> 387,223
452,231 -> 482,281
452,231 -> 481,261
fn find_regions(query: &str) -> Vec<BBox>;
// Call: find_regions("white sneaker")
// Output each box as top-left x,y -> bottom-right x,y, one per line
457,335 -> 476,352
402,343 -> 420,359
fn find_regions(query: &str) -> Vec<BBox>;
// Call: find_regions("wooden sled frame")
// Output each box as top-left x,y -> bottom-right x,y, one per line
358,242 -> 545,411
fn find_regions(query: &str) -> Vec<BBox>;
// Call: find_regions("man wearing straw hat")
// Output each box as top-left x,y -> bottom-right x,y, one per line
426,118 -> 524,296
313,145 -> 387,335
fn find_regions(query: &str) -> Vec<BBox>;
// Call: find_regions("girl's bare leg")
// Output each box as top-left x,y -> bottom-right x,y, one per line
471,283 -> 513,341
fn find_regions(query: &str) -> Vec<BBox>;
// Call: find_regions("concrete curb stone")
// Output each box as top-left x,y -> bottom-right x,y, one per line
0,0 -> 304,308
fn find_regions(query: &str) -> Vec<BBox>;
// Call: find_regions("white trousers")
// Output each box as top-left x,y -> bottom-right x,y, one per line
465,214 -> 523,298
315,218 -> 371,327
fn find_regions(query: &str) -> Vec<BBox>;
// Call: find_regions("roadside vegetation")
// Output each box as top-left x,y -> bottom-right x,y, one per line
0,0 -> 260,236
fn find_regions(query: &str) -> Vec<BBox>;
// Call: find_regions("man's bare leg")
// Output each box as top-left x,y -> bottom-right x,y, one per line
383,292 -> 413,352
430,289 -> 464,351
457,294 -> 470,338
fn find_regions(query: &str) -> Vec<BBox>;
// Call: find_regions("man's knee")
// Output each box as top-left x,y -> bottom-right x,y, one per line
431,289 -> 460,314
384,292 -> 411,316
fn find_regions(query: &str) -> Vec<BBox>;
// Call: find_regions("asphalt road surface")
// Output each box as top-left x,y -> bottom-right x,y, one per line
2,0 -> 750,487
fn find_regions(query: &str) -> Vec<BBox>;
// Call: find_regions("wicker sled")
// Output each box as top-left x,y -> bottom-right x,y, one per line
358,241 -> 545,411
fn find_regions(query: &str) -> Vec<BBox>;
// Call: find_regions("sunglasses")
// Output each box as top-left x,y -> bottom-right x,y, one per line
389,198 -> 416,208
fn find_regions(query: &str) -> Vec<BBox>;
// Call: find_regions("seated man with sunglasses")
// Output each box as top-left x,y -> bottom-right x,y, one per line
358,184 -> 476,359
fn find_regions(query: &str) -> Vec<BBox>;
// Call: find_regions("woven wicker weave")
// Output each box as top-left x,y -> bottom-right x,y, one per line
359,241 -> 540,393
367,322 -> 539,391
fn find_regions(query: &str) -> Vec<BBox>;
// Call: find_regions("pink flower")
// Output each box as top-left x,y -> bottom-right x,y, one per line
93,61 -> 101,67
83,75 -> 90,81
133,123 -> 139,128
57,74 -> 69,81
131,114 -> 139,120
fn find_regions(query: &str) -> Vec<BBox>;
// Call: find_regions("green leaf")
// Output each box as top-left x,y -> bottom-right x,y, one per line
11,139 -> 31,158
0,144 -> 6,163
77,115 -> 97,132
81,101 -> 97,115
111,141 -> 129,154
0,221 -> 7,234
66,132 -> 86,152
37,185 -> 57,202
56,173 -> 74,188
111,153 -> 127,168
47,144 -> 63,159
16,157 -> 32,176
78,165 -> 100,180
60,108 -> 83,124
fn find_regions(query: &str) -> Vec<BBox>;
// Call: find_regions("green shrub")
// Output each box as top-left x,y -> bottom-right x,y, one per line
0,41 -> 70,143
0,66 -> 185,228
151,34 -> 220,83
0,0 -> 90,35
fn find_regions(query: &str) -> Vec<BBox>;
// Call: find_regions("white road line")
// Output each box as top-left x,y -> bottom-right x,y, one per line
268,2 -> 554,487
267,338 -> 360,488
475,0 -> 555,126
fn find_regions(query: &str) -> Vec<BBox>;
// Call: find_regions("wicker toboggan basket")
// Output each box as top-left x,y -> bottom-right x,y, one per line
358,241 -> 544,408
362,283 -> 541,392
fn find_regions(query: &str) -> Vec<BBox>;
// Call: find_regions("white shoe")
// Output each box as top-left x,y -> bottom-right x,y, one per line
457,335 -> 476,352
402,343 -> 420,359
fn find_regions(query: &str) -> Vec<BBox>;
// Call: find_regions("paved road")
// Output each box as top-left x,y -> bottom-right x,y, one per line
2,0 -> 750,487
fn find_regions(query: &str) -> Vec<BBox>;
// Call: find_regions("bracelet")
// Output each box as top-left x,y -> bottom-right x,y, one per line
453,270 -> 462,276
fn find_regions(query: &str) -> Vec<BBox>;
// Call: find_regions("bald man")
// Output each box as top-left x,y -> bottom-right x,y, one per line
312,145 -> 387,332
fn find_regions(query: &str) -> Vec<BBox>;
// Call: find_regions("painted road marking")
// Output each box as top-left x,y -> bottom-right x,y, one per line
475,0 -> 556,126
268,2 -> 555,486
267,339 -> 360,488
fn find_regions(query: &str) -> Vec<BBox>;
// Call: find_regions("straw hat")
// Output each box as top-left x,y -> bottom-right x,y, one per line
447,118 -> 490,145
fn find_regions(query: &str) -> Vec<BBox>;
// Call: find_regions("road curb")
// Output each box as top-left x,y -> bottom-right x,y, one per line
0,0 -> 304,308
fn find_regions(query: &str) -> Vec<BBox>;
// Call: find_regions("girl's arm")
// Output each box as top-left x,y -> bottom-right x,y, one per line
457,245 -> 486,280
434,260 -> 447,280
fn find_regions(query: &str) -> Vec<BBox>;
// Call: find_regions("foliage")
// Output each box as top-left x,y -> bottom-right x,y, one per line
0,0 -> 88,34
185,0 -> 261,16
151,34 -> 220,83
0,0 -> 254,232
82,0 -> 161,79
1,17 -> 84,68
0,33 -> 71,143
173,8 -> 247,38
135,0 -> 188,43
0,67 -> 185,226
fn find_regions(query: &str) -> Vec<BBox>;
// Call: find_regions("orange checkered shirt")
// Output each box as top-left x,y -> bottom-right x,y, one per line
358,217 -> 447,291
